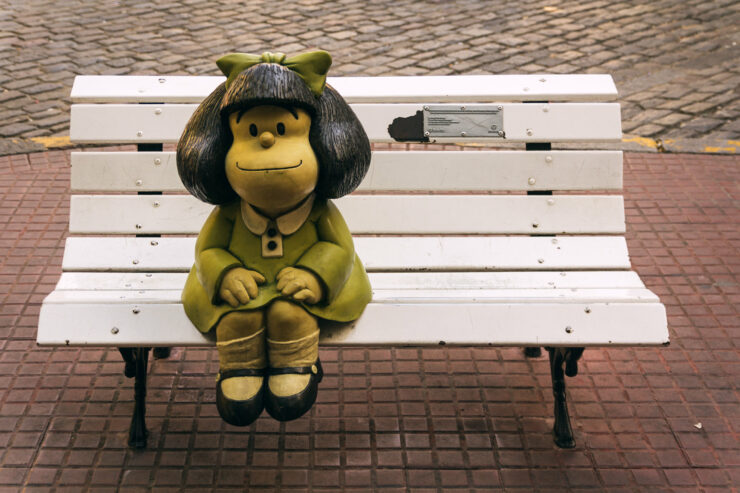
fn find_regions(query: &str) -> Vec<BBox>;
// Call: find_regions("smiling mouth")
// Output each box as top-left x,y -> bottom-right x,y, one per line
236,160 -> 303,172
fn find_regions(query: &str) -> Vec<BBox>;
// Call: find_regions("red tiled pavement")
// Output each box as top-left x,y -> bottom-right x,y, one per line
0,150 -> 738,492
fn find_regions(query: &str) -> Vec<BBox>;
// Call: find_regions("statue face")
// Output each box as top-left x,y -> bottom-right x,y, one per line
225,105 -> 318,213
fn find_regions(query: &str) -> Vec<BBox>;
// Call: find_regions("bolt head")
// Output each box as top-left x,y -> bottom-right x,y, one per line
565,326 -> 573,333
154,158 -> 161,165
111,327 -> 119,334
528,177 -> 536,185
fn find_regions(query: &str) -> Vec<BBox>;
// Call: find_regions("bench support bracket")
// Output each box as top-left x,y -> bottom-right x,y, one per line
546,346 -> 585,449
119,347 -> 150,448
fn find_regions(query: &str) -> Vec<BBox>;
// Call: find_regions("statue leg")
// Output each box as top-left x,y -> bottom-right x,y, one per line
214,310 -> 266,426
263,300 -> 322,421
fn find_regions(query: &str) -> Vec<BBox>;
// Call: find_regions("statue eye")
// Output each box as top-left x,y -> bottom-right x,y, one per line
276,122 -> 285,135
249,124 -> 258,137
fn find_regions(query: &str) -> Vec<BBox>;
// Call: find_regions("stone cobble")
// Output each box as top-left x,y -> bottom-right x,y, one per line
0,0 -> 738,154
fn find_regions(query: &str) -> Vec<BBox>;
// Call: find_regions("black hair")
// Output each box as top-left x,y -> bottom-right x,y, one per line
177,62 -> 371,205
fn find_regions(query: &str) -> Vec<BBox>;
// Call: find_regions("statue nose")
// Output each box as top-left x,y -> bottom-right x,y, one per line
259,131 -> 275,148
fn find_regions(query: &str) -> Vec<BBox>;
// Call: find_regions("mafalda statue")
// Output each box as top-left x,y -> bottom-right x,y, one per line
177,51 -> 372,426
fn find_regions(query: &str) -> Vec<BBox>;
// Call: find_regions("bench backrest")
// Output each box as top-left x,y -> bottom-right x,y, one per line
67,74 -> 626,273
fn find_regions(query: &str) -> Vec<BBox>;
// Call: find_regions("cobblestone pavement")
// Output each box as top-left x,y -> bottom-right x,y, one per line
0,0 -> 738,155
0,150 -> 738,491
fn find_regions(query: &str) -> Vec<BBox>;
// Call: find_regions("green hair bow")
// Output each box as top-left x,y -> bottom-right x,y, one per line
216,50 -> 332,96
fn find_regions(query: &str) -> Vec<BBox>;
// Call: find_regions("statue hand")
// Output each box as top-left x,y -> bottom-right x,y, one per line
219,268 -> 266,307
276,267 -> 324,304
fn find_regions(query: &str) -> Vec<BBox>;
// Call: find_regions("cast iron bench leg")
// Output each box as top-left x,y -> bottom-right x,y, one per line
119,347 -> 150,448
153,347 -> 171,359
524,347 -> 542,357
546,346 -> 585,449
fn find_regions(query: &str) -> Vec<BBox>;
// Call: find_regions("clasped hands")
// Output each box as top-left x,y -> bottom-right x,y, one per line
219,266 -> 323,307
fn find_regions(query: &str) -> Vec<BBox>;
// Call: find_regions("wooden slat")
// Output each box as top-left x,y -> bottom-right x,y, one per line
54,271 -> 647,291
71,150 -> 623,192
70,103 -> 622,144
71,74 -> 618,104
61,236 -> 632,272
69,194 -> 625,235
38,296 -> 668,347
44,288 -> 659,304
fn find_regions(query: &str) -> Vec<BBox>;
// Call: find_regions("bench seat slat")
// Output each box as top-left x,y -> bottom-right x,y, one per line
70,74 -> 618,104
43,288 -> 659,304
38,298 -> 667,347
61,236 -> 631,272
71,150 -> 623,192
69,195 -> 626,235
70,103 -> 622,144
53,271 -> 647,291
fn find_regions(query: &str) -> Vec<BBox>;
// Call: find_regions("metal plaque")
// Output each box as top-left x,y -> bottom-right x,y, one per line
423,105 -> 504,139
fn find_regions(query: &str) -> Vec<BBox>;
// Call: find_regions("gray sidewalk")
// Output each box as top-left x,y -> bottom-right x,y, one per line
1,0 -> 738,155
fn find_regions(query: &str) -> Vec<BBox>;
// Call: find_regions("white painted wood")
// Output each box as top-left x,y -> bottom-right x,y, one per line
69,194 -> 626,235
70,103 -> 623,144
43,287 -> 659,304
71,152 -> 182,192
61,236 -> 632,272
71,104 -> 194,143
361,150 -> 623,191
56,272 -> 190,291
336,195 -> 625,235
54,270 -> 646,292
37,298 -> 668,347
504,103 -> 622,142
71,150 -> 623,192
69,195 -> 206,235
71,74 -> 618,103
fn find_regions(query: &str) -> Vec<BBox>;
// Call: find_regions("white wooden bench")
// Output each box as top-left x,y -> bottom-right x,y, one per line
37,73 -> 668,449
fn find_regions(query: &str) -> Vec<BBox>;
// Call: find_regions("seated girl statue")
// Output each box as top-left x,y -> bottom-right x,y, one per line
176,50 -> 372,426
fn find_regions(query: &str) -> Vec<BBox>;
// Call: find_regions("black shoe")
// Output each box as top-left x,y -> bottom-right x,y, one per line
264,359 -> 323,422
216,368 -> 266,426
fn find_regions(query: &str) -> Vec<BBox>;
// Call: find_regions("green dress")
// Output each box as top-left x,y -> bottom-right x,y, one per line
182,197 -> 372,333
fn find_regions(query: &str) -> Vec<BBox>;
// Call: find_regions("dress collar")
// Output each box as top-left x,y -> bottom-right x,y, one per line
240,194 -> 315,236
